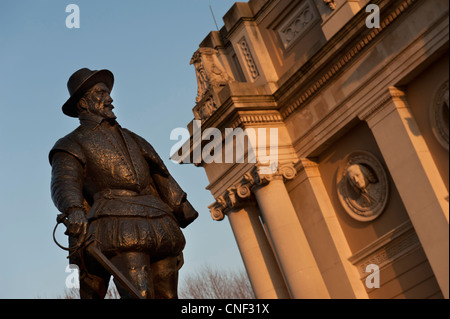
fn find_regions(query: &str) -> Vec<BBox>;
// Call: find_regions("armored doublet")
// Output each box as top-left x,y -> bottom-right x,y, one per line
49,114 -> 188,224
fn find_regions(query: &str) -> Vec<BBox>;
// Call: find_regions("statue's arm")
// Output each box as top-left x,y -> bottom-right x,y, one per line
50,151 -> 89,236
50,151 -> 85,215
151,173 -> 198,228
125,129 -> 198,228
123,128 -> 170,176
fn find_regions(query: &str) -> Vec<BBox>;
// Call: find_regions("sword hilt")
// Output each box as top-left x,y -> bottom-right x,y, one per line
53,213 -> 88,254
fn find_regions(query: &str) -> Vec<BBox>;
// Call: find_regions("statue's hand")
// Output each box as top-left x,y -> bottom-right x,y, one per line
65,209 -> 88,237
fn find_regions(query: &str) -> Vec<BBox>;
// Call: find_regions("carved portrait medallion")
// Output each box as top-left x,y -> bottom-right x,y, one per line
336,151 -> 389,222
430,80 -> 449,150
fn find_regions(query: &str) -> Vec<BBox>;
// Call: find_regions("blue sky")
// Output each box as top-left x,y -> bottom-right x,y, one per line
0,0 -> 247,298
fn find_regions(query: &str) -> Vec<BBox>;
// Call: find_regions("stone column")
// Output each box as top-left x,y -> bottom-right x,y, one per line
250,164 -> 330,299
362,87 -> 449,298
227,203 -> 290,299
295,159 -> 368,298
209,183 -> 290,299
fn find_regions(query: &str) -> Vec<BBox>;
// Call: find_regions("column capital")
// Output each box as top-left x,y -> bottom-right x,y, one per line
297,157 -> 319,172
208,178 -> 254,221
359,86 -> 409,123
208,162 -> 298,220
250,162 -> 297,186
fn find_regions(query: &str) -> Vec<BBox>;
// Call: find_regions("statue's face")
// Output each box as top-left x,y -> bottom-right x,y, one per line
82,82 -> 116,120
347,164 -> 368,191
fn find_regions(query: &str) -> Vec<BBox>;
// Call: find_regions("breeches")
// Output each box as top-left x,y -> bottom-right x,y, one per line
87,214 -> 186,261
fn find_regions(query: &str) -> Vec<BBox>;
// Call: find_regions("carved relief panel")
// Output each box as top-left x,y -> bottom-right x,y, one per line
238,37 -> 260,80
430,80 -> 449,150
336,151 -> 389,222
276,0 -> 319,49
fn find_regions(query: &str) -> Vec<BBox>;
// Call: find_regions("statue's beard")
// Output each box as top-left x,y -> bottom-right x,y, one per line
88,103 -> 116,120
103,107 -> 117,120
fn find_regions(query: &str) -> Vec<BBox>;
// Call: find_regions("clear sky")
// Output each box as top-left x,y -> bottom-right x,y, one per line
0,0 -> 247,298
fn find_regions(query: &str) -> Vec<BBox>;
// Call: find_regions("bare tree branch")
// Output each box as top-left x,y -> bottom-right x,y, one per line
179,265 -> 255,299
59,265 -> 255,299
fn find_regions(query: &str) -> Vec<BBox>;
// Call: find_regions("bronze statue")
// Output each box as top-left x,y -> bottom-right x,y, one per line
49,68 -> 198,299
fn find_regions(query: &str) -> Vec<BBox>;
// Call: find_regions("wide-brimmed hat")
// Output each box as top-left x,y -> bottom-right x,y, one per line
62,68 -> 114,118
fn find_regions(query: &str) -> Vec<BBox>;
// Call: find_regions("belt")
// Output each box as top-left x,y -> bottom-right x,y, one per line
94,189 -> 140,201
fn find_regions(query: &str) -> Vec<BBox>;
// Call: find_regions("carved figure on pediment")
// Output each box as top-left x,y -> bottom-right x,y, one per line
323,0 -> 336,10
190,47 -> 233,103
197,97 -> 217,120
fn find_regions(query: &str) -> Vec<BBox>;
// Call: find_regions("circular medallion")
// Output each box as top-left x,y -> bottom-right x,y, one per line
336,151 -> 389,222
430,80 -> 449,150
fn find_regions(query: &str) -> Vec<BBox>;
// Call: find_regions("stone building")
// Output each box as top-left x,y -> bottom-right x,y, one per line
173,0 -> 449,298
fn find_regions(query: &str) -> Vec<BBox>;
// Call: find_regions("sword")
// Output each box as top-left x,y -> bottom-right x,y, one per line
85,244 -> 144,299
54,213 -> 144,299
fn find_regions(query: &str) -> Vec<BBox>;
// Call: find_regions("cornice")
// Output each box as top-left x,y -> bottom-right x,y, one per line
278,0 -> 418,120
348,220 -> 420,278
229,110 -> 284,129
358,86 -> 408,122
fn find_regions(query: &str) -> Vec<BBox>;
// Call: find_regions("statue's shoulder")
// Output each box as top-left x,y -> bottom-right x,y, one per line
120,127 -> 170,176
48,126 -> 86,166
121,128 -> 156,152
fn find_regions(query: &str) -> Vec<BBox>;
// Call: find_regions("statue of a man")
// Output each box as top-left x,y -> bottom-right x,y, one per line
49,68 -> 198,299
